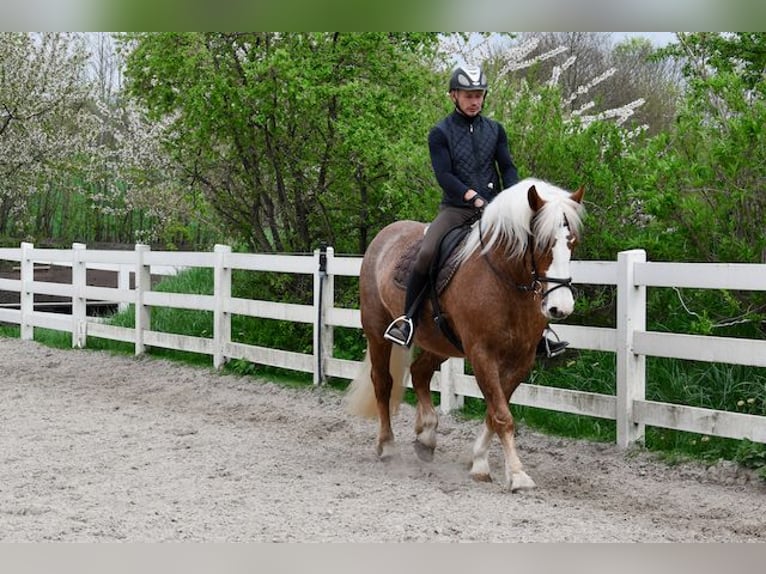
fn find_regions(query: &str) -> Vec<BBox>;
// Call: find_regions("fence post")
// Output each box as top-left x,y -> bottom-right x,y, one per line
313,244 -> 333,385
20,242 -> 34,341
134,244 -> 151,356
439,357 -> 465,413
616,249 -> 647,448
322,247 -> 335,381
118,264 -> 130,313
213,244 -> 232,369
71,243 -> 87,348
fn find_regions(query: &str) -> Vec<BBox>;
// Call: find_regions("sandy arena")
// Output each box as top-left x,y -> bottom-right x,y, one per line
1,337 -> 764,542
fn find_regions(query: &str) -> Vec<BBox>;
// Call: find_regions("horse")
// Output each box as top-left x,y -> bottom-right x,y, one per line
345,178 -> 585,492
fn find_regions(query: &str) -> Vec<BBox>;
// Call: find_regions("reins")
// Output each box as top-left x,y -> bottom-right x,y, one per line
477,215 -> 574,300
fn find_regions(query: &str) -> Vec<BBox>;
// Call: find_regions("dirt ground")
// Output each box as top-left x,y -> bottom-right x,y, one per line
1,337 -> 764,542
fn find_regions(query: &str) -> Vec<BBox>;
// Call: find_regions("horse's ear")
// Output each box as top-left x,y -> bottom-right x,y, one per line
571,186 -> 585,204
527,185 -> 545,212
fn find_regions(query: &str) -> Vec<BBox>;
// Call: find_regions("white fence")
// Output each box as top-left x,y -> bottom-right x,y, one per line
1,242 -> 766,449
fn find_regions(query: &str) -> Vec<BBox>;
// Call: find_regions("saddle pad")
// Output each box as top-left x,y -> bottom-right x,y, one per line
393,228 -> 468,295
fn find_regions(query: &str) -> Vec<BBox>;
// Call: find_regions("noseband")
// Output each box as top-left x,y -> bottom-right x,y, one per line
478,217 -> 574,301
527,231 -> 576,298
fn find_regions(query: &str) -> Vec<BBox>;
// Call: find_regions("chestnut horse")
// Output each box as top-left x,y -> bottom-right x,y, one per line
345,178 -> 585,491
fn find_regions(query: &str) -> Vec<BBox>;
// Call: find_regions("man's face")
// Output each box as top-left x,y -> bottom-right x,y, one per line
452,89 -> 485,117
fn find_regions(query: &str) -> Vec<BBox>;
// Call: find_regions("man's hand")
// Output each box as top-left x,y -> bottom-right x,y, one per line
464,190 -> 485,208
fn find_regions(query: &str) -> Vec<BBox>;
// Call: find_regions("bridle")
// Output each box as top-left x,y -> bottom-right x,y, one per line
478,215 -> 575,301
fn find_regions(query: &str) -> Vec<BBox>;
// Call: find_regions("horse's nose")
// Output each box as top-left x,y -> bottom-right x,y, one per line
547,306 -> 568,320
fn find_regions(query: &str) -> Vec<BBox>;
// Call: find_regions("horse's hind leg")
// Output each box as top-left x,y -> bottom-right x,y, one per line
410,351 -> 444,462
367,339 -> 398,460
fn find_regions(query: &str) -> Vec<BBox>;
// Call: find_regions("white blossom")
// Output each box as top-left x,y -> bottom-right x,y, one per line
438,33 -> 646,134
0,33 -> 95,232
0,32 -> 185,241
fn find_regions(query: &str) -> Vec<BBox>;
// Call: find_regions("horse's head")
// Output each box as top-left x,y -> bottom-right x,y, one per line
458,178 -> 585,321
527,183 -> 584,320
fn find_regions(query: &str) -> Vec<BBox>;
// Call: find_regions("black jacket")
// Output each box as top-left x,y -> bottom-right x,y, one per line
429,111 -> 519,207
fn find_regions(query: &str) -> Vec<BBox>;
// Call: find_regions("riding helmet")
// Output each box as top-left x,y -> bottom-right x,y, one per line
449,65 -> 488,91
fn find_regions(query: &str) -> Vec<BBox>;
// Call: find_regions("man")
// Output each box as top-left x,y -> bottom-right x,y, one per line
384,65 -> 568,358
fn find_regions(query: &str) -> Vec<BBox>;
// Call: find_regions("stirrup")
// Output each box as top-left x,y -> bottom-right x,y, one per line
541,326 -> 569,358
384,315 -> 414,347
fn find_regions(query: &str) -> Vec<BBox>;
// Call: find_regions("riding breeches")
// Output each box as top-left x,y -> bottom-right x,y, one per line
413,205 -> 481,275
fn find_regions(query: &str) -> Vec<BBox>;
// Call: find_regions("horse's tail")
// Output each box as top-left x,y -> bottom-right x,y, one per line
344,346 -> 411,419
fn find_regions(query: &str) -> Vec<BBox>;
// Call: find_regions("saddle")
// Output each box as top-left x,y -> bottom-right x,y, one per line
393,223 -> 473,352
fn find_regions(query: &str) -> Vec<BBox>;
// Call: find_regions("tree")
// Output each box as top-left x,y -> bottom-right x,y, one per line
641,33 -> 766,263
0,33 -> 95,239
506,33 -> 680,135
0,33 -> 203,246
517,32 -> 613,110
610,36 -> 682,135
121,32 -> 442,254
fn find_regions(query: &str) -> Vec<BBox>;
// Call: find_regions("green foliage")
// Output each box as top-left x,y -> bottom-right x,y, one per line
484,80 -> 651,262
332,326 -> 366,361
122,32 -> 443,255
479,33 -> 766,269
638,33 -> 766,264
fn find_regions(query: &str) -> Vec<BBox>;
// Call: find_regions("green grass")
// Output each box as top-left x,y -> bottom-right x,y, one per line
3,267 -> 765,481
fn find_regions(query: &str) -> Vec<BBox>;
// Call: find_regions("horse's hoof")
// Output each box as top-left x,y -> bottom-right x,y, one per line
377,442 -> 399,461
470,472 -> 492,483
509,471 -> 536,492
412,439 -> 435,462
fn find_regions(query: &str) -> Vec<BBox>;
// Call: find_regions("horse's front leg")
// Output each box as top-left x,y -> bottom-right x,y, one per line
500,362 -> 537,492
470,421 -> 494,482
410,351 -> 444,461
497,417 -> 536,492
470,413 -> 534,491
471,358 -> 536,492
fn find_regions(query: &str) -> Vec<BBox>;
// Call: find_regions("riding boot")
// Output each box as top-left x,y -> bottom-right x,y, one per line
384,270 -> 429,347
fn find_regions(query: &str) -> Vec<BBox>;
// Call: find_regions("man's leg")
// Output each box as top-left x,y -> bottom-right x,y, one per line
384,206 -> 474,348
384,269 -> 429,347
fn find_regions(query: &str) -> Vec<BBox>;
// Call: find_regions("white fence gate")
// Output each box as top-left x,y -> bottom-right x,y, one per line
1,242 -> 765,449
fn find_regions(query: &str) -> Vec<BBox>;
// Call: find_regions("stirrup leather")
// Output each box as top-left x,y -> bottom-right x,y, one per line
384,315 -> 414,347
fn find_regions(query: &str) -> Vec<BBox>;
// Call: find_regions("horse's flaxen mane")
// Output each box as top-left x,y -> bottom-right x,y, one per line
458,178 -> 584,262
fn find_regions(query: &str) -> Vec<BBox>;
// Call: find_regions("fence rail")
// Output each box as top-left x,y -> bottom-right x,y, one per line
1,242 -> 765,448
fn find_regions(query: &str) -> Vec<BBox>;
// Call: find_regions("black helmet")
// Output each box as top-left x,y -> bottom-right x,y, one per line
449,65 -> 488,91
